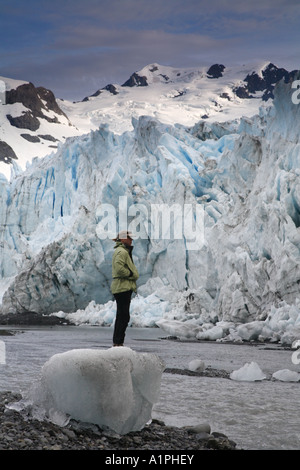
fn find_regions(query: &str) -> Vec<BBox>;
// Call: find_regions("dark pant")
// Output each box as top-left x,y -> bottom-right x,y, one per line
113,290 -> 132,345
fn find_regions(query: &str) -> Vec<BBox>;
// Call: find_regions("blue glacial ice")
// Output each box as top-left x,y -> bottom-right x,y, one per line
1,77 -> 300,345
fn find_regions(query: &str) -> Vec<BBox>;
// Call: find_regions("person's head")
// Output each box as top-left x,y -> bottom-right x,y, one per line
113,230 -> 134,246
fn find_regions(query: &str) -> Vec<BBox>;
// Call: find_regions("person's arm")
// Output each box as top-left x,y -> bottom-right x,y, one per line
113,252 -> 132,278
127,256 -> 139,281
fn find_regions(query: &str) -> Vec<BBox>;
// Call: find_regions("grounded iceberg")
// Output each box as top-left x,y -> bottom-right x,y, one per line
0,76 -> 300,345
272,369 -> 300,382
29,347 -> 165,435
230,362 -> 266,382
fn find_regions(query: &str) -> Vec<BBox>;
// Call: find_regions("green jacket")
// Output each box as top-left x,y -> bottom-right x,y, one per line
111,242 -> 139,294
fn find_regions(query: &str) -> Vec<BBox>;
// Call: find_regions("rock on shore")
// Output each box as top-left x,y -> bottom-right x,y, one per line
0,392 -> 236,451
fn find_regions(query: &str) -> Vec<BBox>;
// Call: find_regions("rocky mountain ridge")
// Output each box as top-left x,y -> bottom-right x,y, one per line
0,61 -> 297,181
0,78 -> 81,180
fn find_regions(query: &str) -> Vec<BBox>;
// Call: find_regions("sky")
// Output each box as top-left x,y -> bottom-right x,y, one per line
0,0 -> 299,101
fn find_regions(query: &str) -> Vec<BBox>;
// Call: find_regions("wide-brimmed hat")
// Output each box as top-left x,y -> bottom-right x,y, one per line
112,230 -> 135,241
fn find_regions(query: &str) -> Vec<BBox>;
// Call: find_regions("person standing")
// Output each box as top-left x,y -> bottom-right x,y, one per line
111,230 -> 139,346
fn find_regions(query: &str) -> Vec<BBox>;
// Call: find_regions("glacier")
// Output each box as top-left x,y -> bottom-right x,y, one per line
0,76 -> 300,345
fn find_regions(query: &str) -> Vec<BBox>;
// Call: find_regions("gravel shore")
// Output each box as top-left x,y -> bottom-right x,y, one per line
0,323 -> 237,452
0,391 -> 237,451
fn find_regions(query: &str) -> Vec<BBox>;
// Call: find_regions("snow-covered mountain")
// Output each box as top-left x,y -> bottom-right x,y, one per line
60,61 -> 295,132
0,62 -> 295,180
0,62 -> 299,345
0,77 -> 82,180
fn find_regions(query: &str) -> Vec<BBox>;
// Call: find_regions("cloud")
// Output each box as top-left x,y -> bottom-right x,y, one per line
9,29 -> 228,100
0,0 -> 299,99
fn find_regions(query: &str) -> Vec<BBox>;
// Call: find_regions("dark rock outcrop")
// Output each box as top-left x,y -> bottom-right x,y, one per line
7,112 -> 40,131
103,84 -> 118,95
20,133 -> 41,143
0,140 -> 18,164
5,82 -> 70,130
207,64 -> 225,79
82,83 -> 118,102
234,63 -> 297,100
122,72 -> 148,87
